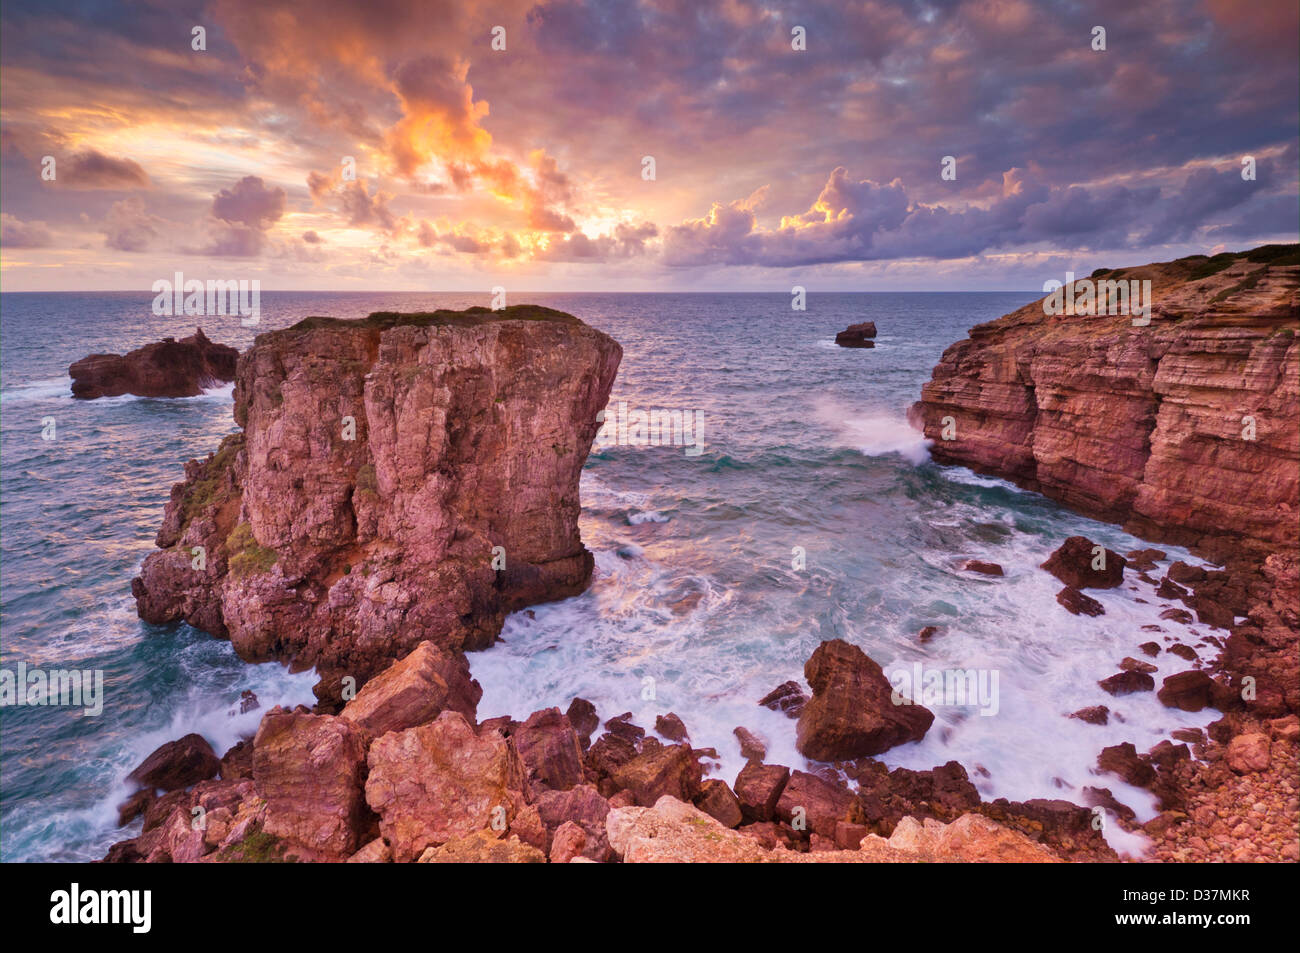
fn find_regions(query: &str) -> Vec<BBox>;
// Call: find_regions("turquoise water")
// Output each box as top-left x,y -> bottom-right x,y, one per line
0,291 -> 1219,861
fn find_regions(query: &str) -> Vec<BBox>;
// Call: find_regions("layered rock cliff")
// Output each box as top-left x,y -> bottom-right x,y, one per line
132,307 -> 621,698
910,245 -> 1300,562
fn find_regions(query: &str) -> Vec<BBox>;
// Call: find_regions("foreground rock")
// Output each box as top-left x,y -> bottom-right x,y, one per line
796,639 -> 934,761
132,307 -> 621,697
252,710 -> 372,858
835,322 -> 877,348
908,246 -> 1298,561
364,711 -> 526,862
607,796 -> 1060,863
866,812 -> 1061,863
70,328 -> 237,399
127,733 -> 220,792
339,640 -> 481,736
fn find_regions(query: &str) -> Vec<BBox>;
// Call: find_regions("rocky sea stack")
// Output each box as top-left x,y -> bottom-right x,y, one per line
69,327 -> 238,399
131,306 -> 622,702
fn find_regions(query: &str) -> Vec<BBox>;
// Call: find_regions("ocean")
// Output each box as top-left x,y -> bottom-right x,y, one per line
0,291 -> 1221,861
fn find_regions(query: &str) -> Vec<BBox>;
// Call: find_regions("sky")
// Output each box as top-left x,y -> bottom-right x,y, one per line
1,0 -> 1297,292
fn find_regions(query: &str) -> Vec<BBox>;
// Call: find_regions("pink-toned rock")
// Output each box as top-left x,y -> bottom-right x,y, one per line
1157,670 -> 1216,711
533,784 -> 612,861
654,712 -> 689,742
417,830 -> 545,863
734,762 -> 790,822
128,733 -> 221,793
339,640 -> 481,737
511,707 -> 585,793
1057,586 -> 1105,616
1226,733 -> 1271,774
960,559 -> 1004,576
1042,537 -> 1126,589
132,308 -> 622,695
775,770 -> 858,838
609,739 -> 703,807
346,838 -> 392,863
796,639 -> 933,761
733,725 -> 767,762
695,779 -> 744,828
364,711 -> 525,862
910,250 -> 1299,560
251,711 -> 371,857
549,821 -> 589,863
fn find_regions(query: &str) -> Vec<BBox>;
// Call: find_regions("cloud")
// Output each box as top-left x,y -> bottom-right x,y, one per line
0,213 -> 52,247
212,175 -> 286,229
57,150 -> 150,190
663,160 -> 1292,268
101,197 -> 162,252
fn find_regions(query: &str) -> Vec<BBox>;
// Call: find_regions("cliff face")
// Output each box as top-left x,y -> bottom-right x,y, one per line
133,307 -> 621,696
910,245 -> 1300,561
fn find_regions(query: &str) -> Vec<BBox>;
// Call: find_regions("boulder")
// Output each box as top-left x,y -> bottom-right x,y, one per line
775,770 -> 858,838
70,328 -> 238,400
734,762 -> 790,823
1156,670 -> 1215,712
960,559 -> 1004,576
365,711 -> 526,862
878,813 -> 1061,862
417,830 -> 545,863
695,779 -> 744,828
733,725 -> 767,762
609,740 -> 703,807
339,641 -> 481,737
1069,705 -> 1109,725
252,711 -> 371,857
565,698 -> 599,747
1041,536 -> 1126,589
1098,670 -> 1154,695
1226,733 -> 1271,774
796,639 -> 933,760
127,733 -> 221,793
654,712 -> 688,742
1097,742 -> 1156,788
758,680 -> 808,717
1057,586 -> 1105,616
510,707 -> 585,793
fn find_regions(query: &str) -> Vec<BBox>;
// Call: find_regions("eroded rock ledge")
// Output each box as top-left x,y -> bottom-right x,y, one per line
909,244 -> 1299,561
131,306 -> 621,700
70,328 -> 237,399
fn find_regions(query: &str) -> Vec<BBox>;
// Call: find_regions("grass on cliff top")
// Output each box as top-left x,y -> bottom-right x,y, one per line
284,305 -> 580,334
1175,243 -> 1300,280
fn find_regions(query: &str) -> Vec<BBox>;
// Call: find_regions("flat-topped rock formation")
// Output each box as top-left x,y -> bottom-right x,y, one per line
132,306 -> 621,700
909,244 -> 1299,562
70,328 -> 238,399
835,321 -> 877,348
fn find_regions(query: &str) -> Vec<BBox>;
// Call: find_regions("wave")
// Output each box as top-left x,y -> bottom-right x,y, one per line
811,397 -> 931,464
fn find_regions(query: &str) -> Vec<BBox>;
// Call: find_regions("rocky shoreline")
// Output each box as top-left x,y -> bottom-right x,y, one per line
103,254 -> 1298,863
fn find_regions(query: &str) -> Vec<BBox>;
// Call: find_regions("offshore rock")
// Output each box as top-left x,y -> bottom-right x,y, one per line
70,328 -> 237,399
